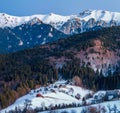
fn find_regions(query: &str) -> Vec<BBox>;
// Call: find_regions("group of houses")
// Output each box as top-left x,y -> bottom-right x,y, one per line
29,81 -> 120,107
90,90 -> 120,104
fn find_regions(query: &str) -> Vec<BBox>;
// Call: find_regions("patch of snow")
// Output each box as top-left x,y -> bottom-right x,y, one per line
48,32 -> 53,37
18,40 -> 23,46
27,42 -> 30,45
8,45 -> 12,49
50,28 -> 53,32
37,35 -> 42,38
19,27 -> 22,30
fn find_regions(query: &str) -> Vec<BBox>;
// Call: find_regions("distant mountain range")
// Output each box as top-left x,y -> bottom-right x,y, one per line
0,9 -> 120,53
1,9 -> 120,33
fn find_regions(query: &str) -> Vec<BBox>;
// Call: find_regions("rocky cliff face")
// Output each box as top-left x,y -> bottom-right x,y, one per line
59,17 -> 118,34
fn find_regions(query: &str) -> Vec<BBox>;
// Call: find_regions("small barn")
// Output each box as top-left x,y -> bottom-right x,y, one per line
75,93 -> 81,100
36,93 -> 44,98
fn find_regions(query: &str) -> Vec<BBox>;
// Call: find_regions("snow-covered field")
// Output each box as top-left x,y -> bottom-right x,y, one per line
40,100 -> 120,113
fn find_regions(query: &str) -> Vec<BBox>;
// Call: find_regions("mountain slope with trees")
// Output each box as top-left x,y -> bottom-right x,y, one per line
0,26 -> 120,109
0,21 -> 67,53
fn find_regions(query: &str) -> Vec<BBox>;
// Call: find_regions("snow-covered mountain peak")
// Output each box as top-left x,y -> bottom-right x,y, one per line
0,13 -> 31,28
79,9 -> 120,22
41,13 -> 70,24
79,9 -> 92,17
0,12 -> 71,28
57,9 -> 120,34
27,17 -> 43,25
1,10 -> 120,34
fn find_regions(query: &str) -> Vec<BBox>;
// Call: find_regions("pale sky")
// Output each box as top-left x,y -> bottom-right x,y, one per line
0,0 -> 120,16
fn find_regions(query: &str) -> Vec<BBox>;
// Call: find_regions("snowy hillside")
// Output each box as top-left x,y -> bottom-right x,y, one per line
1,80 -> 120,113
1,81 -> 92,113
1,10 -> 120,34
40,100 -> 120,113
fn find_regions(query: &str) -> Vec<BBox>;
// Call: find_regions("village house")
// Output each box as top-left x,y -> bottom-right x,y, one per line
104,90 -> 120,101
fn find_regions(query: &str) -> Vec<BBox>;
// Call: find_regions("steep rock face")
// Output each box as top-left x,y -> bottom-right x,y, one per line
52,9 -> 120,34
59,17 -> 118,34
59,18 -> 82,34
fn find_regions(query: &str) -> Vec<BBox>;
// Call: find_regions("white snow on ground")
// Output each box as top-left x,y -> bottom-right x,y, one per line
19,40 -> 23,46
0,80 -> 92,113
40,100 -> 120,113
31,92 -> 78,108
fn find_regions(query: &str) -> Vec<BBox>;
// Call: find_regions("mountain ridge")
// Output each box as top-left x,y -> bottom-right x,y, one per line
1,9 -> 120,34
